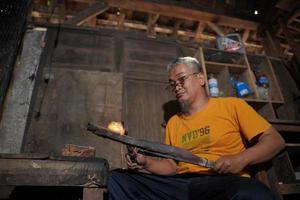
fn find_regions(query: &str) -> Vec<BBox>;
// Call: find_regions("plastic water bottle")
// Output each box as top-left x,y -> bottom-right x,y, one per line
208,73 -> 219,97
257,74 -> 269,99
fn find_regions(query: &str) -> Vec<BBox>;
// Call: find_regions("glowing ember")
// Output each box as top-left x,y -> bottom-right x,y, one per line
107,121 -> 125,135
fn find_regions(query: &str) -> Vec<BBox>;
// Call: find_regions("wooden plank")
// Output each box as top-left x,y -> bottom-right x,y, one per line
272,124 -> 300,133
242,29 -> 250,43
276,0 -> 298,11
195,21 -> 206,40
0,156 -> 108,186
272,151 -> 296,183
49,30 -> 116,70
106,0 -> 259,30
206,22 -> 225,36
127,50 -> 176,64
117,9 -> 126,30
287,9 -> 300,25
147,13 -> 160,37
278,17 -> 300,65
266,57 -> 284,102
24,70 -> 124,169
278,183 -> 300,194
65,1 -> 109,25
52,46 -> 115,69
124,79 -> 173,143
270,59 -> 300,120
83,188 -> 105,200
172,20 -> 183,38
255,170 -> 272,189
205,61 -> 246,69
123,38 -> 178,54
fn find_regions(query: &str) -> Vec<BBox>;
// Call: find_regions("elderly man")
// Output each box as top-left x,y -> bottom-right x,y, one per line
108,56 -> 285,200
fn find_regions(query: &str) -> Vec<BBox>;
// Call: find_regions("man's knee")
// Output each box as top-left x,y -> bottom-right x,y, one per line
232,179 -> 275,200
107,169 -> 128,186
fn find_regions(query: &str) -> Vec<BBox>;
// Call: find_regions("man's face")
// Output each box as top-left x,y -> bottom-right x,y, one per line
168,64 -> 205,104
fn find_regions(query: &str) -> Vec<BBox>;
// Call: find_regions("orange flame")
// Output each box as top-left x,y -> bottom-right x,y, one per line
107,121 -> 125,135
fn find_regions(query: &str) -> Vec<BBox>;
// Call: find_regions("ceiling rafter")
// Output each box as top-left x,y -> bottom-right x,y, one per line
172,20 -> 183,38
117,9 -> 126,30
65,1 -> 109,25
105,0 -> 259,31
195,22 -> 206,41
30,0 -> 270,54
242,29 -> 250,43
206,22 -> 225,37
147,13 -> 160,37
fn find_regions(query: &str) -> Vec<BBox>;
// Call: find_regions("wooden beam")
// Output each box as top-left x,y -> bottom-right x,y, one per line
276,0 -> 297,11
106,0 -> 259,30
242,29 -> 250,43
125,10 -> 133,20
279,17 -> 300,65
97,19 -> 263,50
86,17 -> 97,26
117,9 -> 126,30
287,9 -> 300,24
65,1 -> 109,25
195,21 -> 206,40
147,13 -> 159,37
172,20 -> 183,38
206,21 -> 225,36
278,183 -> 300,195
68,0 -> 96,3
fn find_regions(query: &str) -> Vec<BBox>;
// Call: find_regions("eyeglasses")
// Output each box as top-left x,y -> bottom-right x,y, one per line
166,72 -> 198,92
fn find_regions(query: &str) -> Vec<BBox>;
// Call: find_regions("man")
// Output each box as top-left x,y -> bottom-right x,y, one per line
108,56 -> 285,200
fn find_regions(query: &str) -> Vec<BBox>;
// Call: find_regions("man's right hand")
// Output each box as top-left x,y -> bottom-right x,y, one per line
126,147 -> 148,170
125,147 -> 178,175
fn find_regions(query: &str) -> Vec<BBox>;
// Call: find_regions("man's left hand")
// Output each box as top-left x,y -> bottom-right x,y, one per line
214,154 -> 248,174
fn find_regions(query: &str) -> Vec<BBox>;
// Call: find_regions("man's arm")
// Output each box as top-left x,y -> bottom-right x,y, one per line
214,126 -> 285,174
126,148 -> 178,176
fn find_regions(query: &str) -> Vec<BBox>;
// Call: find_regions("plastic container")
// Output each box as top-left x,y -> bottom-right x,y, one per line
236,81 -> 252,97
216,33 -> 245,54
208,73 -> 219,97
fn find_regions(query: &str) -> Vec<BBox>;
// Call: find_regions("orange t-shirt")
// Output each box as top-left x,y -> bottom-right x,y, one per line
165,97 -> 271,176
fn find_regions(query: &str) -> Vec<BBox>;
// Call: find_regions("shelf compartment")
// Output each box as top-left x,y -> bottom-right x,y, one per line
203,48 -> 245,65
228,67 -> 256,99
247,55 -> 283,102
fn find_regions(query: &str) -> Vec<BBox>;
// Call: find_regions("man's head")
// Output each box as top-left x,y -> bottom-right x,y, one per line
167,57 -> 206,113
167,56 -> 202,73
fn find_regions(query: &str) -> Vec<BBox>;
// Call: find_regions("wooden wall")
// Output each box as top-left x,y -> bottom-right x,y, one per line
22,27 -> 182,168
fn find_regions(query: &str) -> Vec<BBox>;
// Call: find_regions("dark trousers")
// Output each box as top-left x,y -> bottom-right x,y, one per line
108,169 -> 275,200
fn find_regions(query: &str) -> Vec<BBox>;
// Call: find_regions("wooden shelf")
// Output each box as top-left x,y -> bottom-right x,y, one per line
286,143 -> 300,147
271,100 -> 285,104
203,47 -> 245,55
278,183 -> 300,195
270,120 -> 300,133
198,46 -> 285,121
270,119 -> 300,125
243,98 -> 269,103
205,61 -> 246,69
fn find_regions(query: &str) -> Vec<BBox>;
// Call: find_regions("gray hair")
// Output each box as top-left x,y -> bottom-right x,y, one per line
167,56 -> 203,73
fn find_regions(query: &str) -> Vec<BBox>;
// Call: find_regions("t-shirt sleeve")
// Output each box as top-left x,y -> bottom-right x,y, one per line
233,98 -> 271,141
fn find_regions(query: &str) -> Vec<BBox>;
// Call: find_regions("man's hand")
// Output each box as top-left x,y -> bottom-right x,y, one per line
126,147 -> 148,170
214,154 -> 248,174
